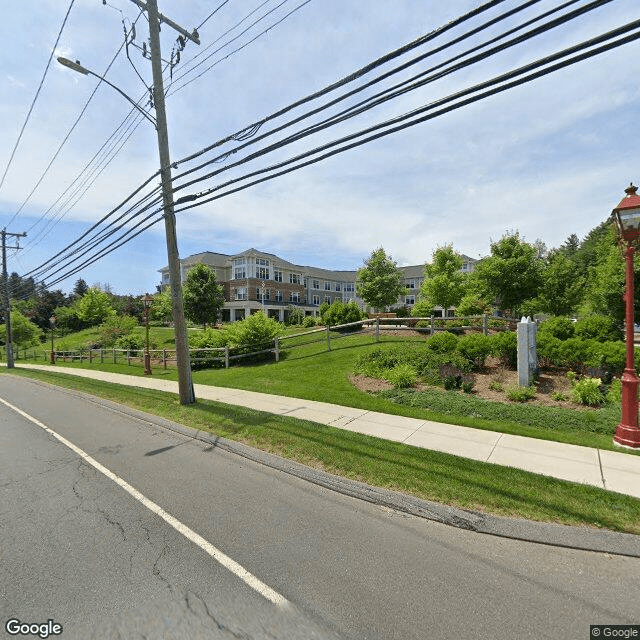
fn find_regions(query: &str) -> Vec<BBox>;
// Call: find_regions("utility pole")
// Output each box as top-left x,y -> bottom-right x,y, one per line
1,229 -> 26,369
137,0 -> 198,404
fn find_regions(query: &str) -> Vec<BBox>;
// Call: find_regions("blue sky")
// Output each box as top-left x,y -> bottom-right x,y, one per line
1,0 -> 638,296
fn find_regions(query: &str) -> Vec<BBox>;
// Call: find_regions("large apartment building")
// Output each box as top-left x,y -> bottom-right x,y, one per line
158,248 -> 478,322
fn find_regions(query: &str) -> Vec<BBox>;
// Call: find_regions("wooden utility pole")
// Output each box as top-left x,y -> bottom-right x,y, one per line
2,229 -> 26,369
134,0 -> 199,404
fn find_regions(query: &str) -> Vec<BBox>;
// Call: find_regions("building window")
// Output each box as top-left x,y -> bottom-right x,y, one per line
256,257 -> 269,266
324,281 -> 331,291
256,266 -> 269,280
335,282 -> 341,292
274,270 -> 283,282
234,287 -> 247,301
406,295 -> 415,305
289,273 -> 301,284
257,287 -> 270,301
324,295 -> 331,303
234,266 -> 246,279
312,295 -> 320,305
162,273 -> 169,282
290,292 -> 300,303
312,279 -> 319,289
275,291 -> 283,302
345,283 -> 354,292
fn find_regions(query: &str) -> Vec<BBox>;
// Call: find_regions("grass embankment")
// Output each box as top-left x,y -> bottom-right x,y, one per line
5,366 -> 640,535
20,332 -> 637,454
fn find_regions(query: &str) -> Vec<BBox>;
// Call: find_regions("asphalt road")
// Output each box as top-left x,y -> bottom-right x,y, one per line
1,375 -> 639,640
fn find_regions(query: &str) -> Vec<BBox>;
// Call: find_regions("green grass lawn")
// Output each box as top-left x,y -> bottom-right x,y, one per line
9,330 -> 638,454
5,366 -> 640,535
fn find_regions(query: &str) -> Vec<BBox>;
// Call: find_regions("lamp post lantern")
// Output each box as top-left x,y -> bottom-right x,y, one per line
49,316 -> 56,364
612,183 -> 640,449
142,293 -> 153,375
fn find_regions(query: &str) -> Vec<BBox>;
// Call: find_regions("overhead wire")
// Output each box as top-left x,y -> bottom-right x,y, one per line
38,11 -> 639,287
169,0 -> 606,194
26,1 -> 637,288
0,0 -> 76,205
25,0 -> 513,284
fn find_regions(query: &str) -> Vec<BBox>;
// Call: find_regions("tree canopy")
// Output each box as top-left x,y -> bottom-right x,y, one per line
417,245 -> 466,313
356,248 -> 407,312
183,263 -> 225,327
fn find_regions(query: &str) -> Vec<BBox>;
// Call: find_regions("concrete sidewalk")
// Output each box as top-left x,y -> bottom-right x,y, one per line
12,363 -> 640,500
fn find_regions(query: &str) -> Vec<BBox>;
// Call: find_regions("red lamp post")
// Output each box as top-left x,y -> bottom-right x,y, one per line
612,183 -> 640,449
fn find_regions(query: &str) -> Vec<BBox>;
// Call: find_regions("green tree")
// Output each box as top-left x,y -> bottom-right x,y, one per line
356,248 -> 407,312
473,232 -> 543,316
0,310 -> 43,347
183,263 -> 225,327
417,245 -> 466,314
72,278 -> 89,299
150,288 -> 173,323
538,252 -> 583,317
75,287 -> 116,326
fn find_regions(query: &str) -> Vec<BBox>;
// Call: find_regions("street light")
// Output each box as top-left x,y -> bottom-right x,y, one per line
49,316 -> 56,364
612,183 -> 640,449
142,293 -> 153,375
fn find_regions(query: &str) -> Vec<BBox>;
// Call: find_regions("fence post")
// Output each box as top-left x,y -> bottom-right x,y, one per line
89,349 -> 92,364
274,337 -> 279,362
326,326 -> 331,351
430,316 -> 434,335
127,350 -> 131,366
224,346 -> 229,369
79,349 -> 83,363
483,314 -> 488,336
163,349 -> 167,370
113,348 -> 116,364
375,318 -> 380,342
100,349 -> 104,363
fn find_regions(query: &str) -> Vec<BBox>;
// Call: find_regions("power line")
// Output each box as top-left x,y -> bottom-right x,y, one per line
0,0 -> 76,200
197,0 -> 232,31
36,18 -> 640,288
170,0 -> 604,194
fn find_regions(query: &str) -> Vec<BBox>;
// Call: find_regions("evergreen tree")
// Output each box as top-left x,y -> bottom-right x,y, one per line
183,263 -> 225,327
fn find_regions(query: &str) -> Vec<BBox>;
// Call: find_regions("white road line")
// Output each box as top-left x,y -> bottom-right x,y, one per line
0,396 -> 288,607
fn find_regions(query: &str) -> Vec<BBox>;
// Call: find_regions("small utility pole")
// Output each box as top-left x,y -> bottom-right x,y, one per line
1,229 -> 26,369
136,0 -> 199,404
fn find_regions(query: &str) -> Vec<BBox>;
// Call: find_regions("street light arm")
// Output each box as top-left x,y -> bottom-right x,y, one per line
57,56 -> 157,129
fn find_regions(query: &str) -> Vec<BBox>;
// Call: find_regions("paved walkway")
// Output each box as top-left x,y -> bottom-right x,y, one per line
12,363 -> 640,500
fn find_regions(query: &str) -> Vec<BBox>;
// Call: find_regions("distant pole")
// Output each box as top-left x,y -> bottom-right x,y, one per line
1,229 -> 26,369
145,0 -> 195,403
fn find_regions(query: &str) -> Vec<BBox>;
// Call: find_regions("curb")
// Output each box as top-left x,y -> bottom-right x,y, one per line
18,375 -> 640,558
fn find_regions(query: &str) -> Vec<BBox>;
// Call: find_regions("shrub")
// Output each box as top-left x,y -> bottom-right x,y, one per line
537,333 -> 564,367
302,316 -> 316,328
223,312 -> 284,354
557,337 -> 594,371
537,316 -> 575,341
456,333 -> 492,370
462,379 -> 475,394
489,380 -> 504,392
323,300 -> 364,330
574,315 -> 622,342
551,391 -> 568,401
98,315 -> 138,347
384,364 -> 418,389
114,333 -> 145,355
570,377 -> 604,406
584,341 -> 625,377
318,302 -> 330,321
490,331 -> 517,368
506,385 -> 536,402
426,331 -> 459,354
605,379 -> 622,404
286,306 -> 305,326
443,375 -> 461,390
